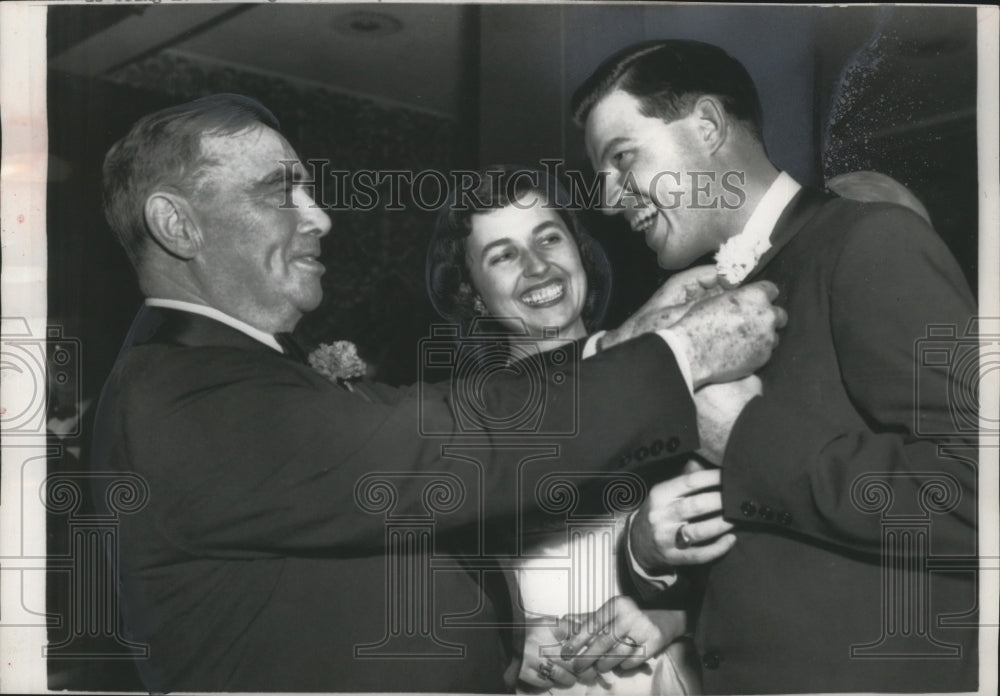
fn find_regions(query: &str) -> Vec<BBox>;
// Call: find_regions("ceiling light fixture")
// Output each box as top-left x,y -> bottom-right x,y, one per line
332,11 -> 403,37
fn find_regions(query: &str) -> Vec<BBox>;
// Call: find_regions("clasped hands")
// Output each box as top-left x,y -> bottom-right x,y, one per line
519,596 -> 686,689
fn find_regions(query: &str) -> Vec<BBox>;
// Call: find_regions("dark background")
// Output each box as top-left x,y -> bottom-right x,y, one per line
44,3 -> 979,690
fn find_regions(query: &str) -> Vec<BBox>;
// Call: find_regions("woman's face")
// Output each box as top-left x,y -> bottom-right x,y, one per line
465,197 -> 588,339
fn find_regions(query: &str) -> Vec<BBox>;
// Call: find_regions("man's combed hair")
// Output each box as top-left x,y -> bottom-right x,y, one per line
571,40 -> 764,142
102,93 -> 280,267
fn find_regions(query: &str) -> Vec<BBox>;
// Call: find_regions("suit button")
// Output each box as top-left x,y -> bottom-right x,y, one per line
740,501 -> 757,517
701,651 -> 721,670
778,511 -> 793,525
759,506 -> 774,521
666,437 -> 680,452
635,446 -> 649,461
650,439 -> 664,456
619,453 -> 632,468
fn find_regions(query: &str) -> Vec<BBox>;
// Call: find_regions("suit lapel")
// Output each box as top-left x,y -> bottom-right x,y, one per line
743,187 -> 833,284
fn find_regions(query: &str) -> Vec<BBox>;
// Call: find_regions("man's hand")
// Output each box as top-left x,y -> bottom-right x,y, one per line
629,467 -> 736,574
599,266 -> 723,350
695,375 -> 763,465
670,281 -> 786,388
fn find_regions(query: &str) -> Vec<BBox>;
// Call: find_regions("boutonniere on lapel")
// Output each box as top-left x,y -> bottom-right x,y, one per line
715,225 -> 773,289
308,341 -> 368,384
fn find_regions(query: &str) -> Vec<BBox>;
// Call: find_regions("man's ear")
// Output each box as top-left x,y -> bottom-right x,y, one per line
691,96 -> 728,155
144,191 -> 203,260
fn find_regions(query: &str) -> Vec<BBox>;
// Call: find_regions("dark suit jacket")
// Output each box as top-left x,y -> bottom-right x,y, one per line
90,306 -> 697,692
675,189 -> 978,693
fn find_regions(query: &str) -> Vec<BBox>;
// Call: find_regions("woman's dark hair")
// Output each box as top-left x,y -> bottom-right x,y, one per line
427,165 -> 612,336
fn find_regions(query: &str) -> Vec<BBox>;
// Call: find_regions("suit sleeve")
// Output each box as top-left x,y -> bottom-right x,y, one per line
721,206 -> 977,555
129,333 -> 698,557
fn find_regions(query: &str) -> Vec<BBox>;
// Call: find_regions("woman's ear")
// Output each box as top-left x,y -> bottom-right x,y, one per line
144,191 -> 203,260
691,95 -> 728,155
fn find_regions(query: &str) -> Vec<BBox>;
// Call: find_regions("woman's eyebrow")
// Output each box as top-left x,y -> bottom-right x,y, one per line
479,237 -> 513,256
532,221 -> 562,235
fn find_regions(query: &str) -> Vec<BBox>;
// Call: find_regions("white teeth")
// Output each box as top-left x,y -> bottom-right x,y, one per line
630,208 -> 658,232
521,281 -> 565,306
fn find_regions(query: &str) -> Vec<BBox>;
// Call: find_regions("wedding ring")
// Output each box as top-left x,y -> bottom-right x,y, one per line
537,659 -> 555,681
619,635 -> 641,648
676,523 -> 693,549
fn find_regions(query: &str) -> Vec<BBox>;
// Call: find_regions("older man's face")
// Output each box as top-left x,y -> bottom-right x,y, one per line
187,126 -> 331,333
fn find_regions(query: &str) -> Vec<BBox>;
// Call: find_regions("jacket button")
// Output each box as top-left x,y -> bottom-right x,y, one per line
635,446 -> 649,462
650,439 -> 664,456
619,453 -> 632,468
666,436 -> 680,452
759,506 -> 774,522
778,511 -> 793,525
701,651 -> 721,670
740,501 -> 757,517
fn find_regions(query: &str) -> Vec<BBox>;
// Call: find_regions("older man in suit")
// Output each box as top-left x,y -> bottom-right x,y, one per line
90,93 -> 785,692
566,40 -> 979,694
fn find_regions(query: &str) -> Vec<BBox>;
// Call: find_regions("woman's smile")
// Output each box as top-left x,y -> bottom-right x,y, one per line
520,279 -> 566,307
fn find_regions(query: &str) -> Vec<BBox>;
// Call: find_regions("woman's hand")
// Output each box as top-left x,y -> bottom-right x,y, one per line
558,596 -> 687,675
519,617 -> 595,690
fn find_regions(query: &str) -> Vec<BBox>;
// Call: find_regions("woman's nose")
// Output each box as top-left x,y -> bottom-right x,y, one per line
521,250 -> 550,277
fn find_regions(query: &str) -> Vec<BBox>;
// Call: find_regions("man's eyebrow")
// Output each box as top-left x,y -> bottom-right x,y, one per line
253,166 -> 295,189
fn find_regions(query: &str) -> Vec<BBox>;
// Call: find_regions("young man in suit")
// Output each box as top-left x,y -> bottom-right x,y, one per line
91,93 -> 785,692
570,40 -> 978,693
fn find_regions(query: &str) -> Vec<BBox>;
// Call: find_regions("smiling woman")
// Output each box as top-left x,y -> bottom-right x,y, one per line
427,165 -> 612,348
426,166 -> 700,695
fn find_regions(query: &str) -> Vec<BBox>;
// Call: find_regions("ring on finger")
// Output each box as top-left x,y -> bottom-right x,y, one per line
537,659 -> 554,681
618,635 -> 641,649
676,523 -> 694,549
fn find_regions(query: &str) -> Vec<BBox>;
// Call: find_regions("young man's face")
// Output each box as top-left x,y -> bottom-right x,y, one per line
185,125 -> 332,333
584,89 -> 729,269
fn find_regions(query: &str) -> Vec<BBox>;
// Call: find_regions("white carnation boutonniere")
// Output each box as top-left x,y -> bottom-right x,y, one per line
714,226 -> 773,289
308,341 -> 368,383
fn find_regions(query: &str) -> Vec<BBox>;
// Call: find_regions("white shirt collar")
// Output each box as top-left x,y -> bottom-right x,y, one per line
715,171 -> 802,287
144,298 -> 284,353
741,171 -> 802,242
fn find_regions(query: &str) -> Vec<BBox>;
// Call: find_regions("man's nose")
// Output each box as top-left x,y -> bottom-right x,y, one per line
294,187 -> 331,237
599,168 -> 625,216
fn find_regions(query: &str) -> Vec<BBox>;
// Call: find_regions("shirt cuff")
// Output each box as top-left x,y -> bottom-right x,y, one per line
655,329 -> 694,396
625,511 -> 678,589
582,331 -> 605,359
